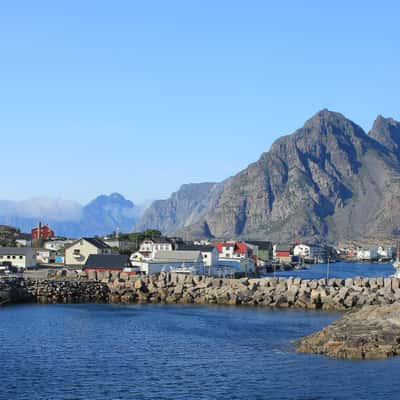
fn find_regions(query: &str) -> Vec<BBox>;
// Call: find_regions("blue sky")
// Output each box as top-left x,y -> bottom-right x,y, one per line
1,1 -> 399,204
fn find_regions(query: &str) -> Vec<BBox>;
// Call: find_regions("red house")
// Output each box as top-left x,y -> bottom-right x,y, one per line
31,222 -> 55,241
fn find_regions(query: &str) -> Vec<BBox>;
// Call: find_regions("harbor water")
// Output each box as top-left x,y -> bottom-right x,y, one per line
1,301 -> 400,400
273,261 -> 395,279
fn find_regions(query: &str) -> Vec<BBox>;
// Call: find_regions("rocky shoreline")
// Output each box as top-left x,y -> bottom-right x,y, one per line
2,273 -> 400,360
297,303 -> 400,359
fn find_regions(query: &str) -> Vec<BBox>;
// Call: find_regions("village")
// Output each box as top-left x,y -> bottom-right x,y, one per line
0,222 -> 397,278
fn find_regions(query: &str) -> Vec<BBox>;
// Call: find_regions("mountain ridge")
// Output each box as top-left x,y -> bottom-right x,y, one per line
138,109 -> 400,243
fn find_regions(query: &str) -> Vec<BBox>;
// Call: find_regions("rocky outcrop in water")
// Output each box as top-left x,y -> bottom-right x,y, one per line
297,303 -> 400,359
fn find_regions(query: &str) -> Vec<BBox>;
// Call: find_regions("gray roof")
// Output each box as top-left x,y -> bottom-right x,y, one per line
64,237 -> 112,251
154,250 -> 202,262
83,238 -> 111,249
176,244 -> 215,252
0,247 -> 35,256
84,254 -> 130,269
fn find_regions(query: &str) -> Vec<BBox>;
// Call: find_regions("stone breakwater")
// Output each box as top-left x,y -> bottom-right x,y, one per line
102,274 -> 400,310
2,274 -> 400,309
0,278 -> 108,305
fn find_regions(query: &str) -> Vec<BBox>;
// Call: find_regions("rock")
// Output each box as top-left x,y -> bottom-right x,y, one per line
297,303 -> 400,359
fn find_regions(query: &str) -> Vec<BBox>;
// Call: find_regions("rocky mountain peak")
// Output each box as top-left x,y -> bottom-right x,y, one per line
369,115 -> 400,154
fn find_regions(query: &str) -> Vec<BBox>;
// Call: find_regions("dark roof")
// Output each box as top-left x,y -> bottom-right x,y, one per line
144,237 -> 172,244
83,238 -> 111,249
84,254 -> 130,269
177,244 -> 216,252
246,241 -> 272,250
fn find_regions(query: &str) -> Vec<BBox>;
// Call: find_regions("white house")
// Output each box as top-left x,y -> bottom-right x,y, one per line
293,244 -> 328,262
134,237 -> 173,260
357,247 -> 379,261
131,250 -> 204,276
0,247 -> 37,270
65,238 -> 112,266
175,244 -> 219,273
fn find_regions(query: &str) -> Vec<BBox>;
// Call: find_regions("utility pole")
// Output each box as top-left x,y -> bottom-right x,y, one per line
326,256 -> 330,285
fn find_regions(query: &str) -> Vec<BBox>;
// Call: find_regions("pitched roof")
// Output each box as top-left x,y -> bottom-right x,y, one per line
84,254 -> 130,269
82,238 -> 111,249
214,241 -> 248,255
154,250 -> 202,262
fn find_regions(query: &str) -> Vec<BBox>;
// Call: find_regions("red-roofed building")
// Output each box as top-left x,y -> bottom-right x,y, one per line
214,241 -> 256,275
32,222 -> 55,241
214,241 -> 252,259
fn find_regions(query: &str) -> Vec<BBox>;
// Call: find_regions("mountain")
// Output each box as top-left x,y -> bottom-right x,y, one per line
369,115 -> 400,156
137,110 -> 400,243
0,193 -> 139,238
134,182 -> 224,236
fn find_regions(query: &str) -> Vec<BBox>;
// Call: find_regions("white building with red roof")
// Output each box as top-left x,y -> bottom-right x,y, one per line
214,241 -> 255,275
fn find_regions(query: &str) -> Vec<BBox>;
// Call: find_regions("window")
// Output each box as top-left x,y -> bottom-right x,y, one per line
20,256 -> 23,259
12,256 -> 16,259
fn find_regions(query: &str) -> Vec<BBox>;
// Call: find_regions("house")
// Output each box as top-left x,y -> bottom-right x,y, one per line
131,250 -> 204,276
32,222 -> 55,241
64,238 -> 112,266
214,241 -> 252,259
217,258 -> 256,276
175,244 -> 219,272
293,244 -> 328,263
246,241 -> 273,262
131,237 -> 174,261
83,254 -> 133,273
214,241 -> 255,276
273,243 -> 293,264
357,247 -> 379,261
0,247 -> 37,270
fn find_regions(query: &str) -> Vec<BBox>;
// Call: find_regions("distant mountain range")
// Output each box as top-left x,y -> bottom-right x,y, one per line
136,110 -> 400,244
0,193 -> 140,238
3,110 -> 400,244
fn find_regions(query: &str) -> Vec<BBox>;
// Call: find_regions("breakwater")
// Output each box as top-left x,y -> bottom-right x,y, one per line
1,273 -> 400,310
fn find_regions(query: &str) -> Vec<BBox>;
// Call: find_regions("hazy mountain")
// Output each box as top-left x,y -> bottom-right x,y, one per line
0,193 -> 140,238
137,110 -> 400,243
134,182 -> 224,236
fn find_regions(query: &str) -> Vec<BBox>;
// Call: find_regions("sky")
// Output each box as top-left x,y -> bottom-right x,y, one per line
0,0 -> 399,205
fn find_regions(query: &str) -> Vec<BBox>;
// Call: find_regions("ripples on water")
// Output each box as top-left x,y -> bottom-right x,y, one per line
1,303 -> 400,400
